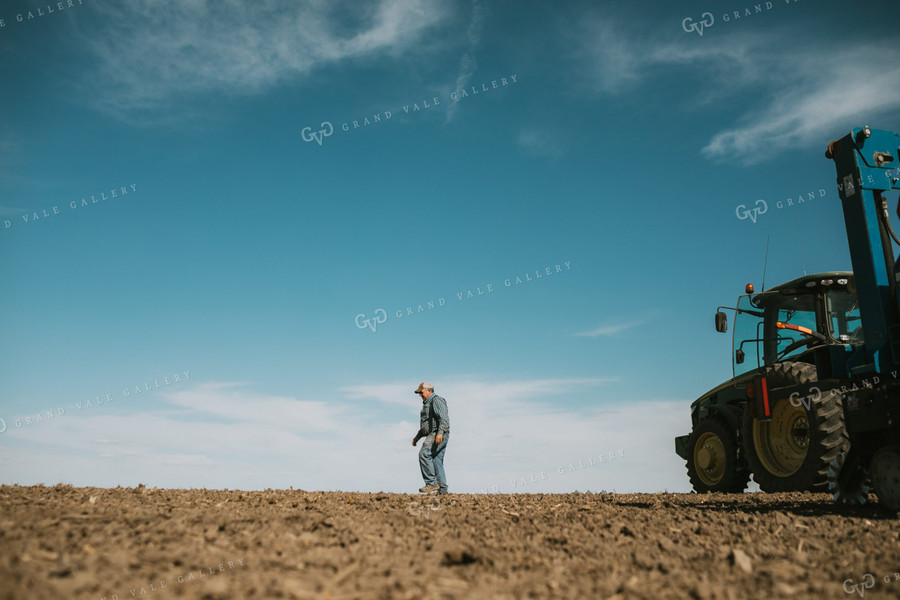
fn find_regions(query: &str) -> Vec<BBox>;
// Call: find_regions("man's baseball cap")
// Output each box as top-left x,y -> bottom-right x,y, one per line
414,382 -> 433,394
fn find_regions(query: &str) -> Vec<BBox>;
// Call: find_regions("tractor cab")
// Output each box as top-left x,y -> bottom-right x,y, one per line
717,272 -> 861,380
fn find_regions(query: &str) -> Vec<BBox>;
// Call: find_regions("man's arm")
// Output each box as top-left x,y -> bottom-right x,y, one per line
413,421 -> 431,445
413,401 -> 431,445
432,396 -> 449,437
412,428 -> 426,446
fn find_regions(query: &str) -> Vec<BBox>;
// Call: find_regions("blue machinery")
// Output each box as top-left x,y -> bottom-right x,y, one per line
826,127 -> 900,375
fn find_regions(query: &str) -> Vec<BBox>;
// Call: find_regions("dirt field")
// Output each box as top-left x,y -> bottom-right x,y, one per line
1,485 -> 898,600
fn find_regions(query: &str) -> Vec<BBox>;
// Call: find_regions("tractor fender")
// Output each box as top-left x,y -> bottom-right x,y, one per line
707,405 -> 742,433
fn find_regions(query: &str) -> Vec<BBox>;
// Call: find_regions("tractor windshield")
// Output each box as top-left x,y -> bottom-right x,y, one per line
733,291 -> 818,377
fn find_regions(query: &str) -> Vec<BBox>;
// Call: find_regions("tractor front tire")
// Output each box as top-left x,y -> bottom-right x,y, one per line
687,415 -> 750,493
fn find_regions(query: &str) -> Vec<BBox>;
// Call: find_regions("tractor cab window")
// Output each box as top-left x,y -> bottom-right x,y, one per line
769,301 -> 818,362
732,291 -> 819,377
826,289 -> 862,343
733,294 -> 764,377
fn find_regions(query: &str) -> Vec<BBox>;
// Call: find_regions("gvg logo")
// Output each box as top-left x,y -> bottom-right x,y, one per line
354,260 -> 572,334
355,309 -> 387,333
843,572 -> 900,597
682,12 -> 714,36
407,497 -> 452,519
300,122 -> 334,146
735,199 -> 768,223
735,187 -> 827,225
843,574 -> 876,597
789,386 -> 821,410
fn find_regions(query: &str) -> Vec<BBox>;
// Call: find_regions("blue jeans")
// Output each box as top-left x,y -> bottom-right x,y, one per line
419,432 -> 449,492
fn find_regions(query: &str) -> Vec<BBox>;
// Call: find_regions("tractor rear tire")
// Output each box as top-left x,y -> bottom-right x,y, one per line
742,362 -> 849,492
687,415 -> 750,493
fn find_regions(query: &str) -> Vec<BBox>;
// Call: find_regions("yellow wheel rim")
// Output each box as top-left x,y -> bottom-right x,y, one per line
694,431 -> 726,486
752,400 -> 809,477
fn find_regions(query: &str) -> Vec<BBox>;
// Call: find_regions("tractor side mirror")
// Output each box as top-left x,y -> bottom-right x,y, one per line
715,311 -> 728,333
735,349 -> 745,364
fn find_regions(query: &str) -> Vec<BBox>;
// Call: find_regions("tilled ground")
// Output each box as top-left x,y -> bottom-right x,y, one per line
0,485 -> 898,600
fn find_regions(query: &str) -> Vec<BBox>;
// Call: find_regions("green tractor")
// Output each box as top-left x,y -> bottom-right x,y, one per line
675,127 -> 900,510
675,273 -> 857,494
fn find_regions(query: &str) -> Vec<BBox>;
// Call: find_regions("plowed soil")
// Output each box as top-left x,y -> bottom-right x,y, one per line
1,485 -> 898,600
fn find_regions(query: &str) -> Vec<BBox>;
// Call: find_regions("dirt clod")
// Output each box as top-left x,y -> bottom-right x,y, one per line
729,548 -> 753,574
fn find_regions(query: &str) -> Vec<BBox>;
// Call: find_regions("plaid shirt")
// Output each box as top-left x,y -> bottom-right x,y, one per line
419,393 -> 450,437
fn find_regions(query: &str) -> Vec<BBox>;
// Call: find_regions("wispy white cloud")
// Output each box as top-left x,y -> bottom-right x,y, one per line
516,129 -> 564,159
575,320 -> 643,338
446,0 -> 487,122
80,0 -> 450,120
699,43 -> 900,164
578,18 -> 646,95
574,312 -> 655,337
341,376 -> 616,406
647,34 -> 768,88
165,381 -> 350,434
0,376 -> 698,494
576,16 -> 900,164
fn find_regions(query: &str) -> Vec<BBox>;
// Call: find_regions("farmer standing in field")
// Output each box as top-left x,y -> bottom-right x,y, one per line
411,382 -> 450,494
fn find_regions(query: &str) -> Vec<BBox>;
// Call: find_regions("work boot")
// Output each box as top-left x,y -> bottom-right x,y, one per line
418,484 -> 439,493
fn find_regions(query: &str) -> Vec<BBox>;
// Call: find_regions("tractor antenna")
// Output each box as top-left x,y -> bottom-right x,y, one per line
761,235 -> 770,292
799,235 -> 807,276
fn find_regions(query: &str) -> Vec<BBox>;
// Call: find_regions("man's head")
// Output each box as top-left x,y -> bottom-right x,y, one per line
414,382 -> 434,400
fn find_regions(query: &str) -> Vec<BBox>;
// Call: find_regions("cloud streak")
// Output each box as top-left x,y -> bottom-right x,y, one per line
574,320 -> 646,338
574,311 -> 655,338
446,0 -> 487,122
516,129 -> 564,159
0,376 -> 696,494
80,0 -> 449,119
577,17 -> 900,163
699,43 -> 900,164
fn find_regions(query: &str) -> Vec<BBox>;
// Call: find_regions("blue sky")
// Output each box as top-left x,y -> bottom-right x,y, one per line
1,0 -> 898,493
